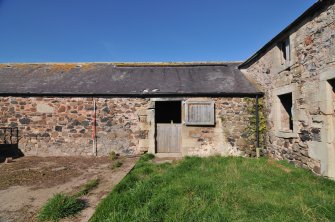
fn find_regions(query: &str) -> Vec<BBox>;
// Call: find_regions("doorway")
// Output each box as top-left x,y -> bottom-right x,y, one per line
155,101 -> 182,153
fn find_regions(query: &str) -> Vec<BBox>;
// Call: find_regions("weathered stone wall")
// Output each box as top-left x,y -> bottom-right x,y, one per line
181,97 -> 253,157
241,1 -> 335,177
0,96 -> 253,157
0,97 -> 150,156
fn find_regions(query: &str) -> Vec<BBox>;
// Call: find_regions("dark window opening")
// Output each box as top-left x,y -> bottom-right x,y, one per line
328,78 -> 335,94
278,93 -> 293,131
155,101 -> 181,124
328,79 -> 335,110
279,38 -> 290,62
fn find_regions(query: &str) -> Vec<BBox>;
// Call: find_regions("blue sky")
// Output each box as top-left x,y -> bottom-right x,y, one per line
0,0 -> 316,63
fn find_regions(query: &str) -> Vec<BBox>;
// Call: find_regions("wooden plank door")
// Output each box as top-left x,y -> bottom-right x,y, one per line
156,123 -> 181,153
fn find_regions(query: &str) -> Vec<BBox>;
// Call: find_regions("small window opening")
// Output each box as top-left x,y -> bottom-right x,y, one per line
328,78 -> 335,93
155,101 -> 181,124
279,38 -> 290,63
278,93 -> 293,131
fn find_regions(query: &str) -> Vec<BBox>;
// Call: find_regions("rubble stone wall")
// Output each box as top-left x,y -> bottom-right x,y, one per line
181,97 -> 253,157
241,1 -> 335,177
0,97 -> 150,156
0,96 -> 254,157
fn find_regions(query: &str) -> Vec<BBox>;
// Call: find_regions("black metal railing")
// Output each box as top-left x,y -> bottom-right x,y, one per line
0,127 -> 22,160
0,127 -> 19,145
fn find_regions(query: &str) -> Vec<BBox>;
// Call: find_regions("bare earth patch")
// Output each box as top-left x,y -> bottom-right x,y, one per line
267,159 -> 292,173
0,156 -> 138,222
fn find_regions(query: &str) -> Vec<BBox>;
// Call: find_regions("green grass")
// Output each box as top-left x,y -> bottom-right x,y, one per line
109,151 -> 118,160
38,179 -> 100,221
110,160 -> 123,170
90,155 -> 335,222
73,178 -> 100,198
37,194 -> 85,222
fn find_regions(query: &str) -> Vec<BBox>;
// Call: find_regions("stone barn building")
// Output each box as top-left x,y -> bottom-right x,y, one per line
240,0 -> 335,178
0,63 -> 261,158
1,0 -> 335,179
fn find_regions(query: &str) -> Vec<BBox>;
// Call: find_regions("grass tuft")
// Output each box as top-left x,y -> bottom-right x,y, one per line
38,178 -> 100,221
109,151 -> 118,160
74,178 -> 100,198
139,153 -> 155,162
37,194 -> 85,222
110,160 -> 123,170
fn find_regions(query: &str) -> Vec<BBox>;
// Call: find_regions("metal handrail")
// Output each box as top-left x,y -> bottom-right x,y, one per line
0,127 -> 19,144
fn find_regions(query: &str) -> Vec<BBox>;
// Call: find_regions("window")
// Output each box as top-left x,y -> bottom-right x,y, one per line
185,101 -> 215,126
278,93 -> 293,131
279,38 -> 291,64
273,84 -> 298,138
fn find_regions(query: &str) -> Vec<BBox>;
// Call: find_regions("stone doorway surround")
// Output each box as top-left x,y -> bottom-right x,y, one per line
318,70 -> 335,179
155,101 -> 182,154
146,98 -> 184,158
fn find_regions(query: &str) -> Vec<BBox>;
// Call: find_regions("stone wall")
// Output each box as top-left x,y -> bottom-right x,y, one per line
0,97 -> 150,156
180,97 -> 253,157
241,1 -> 335,177
0,96 -> 254,157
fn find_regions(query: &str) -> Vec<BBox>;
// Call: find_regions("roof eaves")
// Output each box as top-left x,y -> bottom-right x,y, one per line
0,92 -> 264,98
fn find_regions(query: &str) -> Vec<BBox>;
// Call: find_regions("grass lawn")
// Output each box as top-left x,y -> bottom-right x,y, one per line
90,155 -> 335,222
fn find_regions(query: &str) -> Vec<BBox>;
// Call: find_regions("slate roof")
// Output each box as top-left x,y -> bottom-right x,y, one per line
0,62 -> 261,97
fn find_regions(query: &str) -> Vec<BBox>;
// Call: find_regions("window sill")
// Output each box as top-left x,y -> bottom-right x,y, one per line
275,131 -> 298,139
185,122 -> 215,126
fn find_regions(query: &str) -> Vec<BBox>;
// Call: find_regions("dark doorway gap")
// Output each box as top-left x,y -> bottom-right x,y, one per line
278,93 -> 293,131
328,78 -> 335,93
155,101 -> 181,123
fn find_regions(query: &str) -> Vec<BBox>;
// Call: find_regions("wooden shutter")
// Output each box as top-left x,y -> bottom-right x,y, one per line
185,101 -> 215,126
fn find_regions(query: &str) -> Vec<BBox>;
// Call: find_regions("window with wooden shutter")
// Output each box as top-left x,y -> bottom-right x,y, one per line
185,101 -> 215,126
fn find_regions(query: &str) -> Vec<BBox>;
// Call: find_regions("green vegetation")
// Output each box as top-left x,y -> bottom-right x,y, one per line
73,178 -> 100,198
110,160 -> 123,170
245,97 -> 266,149
90,156 -> 335,222
38,179 -> 100,221
139,153 -> 155,162
37,194 -> 85,222
109,151 -> 117,160
108,151 -> 124,169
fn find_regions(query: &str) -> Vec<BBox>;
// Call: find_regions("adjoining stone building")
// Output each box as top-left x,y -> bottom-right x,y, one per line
0,63 -> 261,158
240,0 -> 335,178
